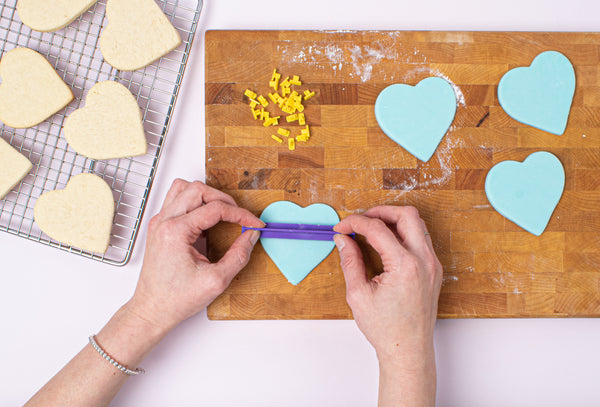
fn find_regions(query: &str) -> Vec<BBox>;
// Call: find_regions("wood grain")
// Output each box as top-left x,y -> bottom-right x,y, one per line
206,30 -> 600,319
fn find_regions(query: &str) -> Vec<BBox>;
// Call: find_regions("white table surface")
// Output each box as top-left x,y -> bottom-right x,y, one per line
3,0 -> 600,405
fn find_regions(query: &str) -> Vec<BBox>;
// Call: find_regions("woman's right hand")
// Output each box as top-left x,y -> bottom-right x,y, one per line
333,206 -> 443,407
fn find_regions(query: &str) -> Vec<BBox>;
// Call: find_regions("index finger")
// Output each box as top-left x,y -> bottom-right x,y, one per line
161,181 -> 238,219
334,214 -> 409,268
363,206 -> 432,256
181,200 -> 264,242
161,178 -> 190,211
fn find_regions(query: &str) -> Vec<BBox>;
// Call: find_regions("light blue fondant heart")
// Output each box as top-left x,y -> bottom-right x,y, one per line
374,76 -> 457,162
260,201 -> 339,285
498,51 -> 575,135
485,151 -> 565,236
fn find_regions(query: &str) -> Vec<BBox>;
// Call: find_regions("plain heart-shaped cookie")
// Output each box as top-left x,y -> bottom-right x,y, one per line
0,137 -> 32,200
17,0 -> 97,32
498,51 -> 575,136
0,47 -> 73,129
34,173 -> 115,253
99,0 -> 181,71
259,201 -> 340,285
374,76 -> 457,162
485,151 -> 565,236
64,81 -> 147,159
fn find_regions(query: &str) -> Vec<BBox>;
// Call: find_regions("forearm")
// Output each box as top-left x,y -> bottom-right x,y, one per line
25,301 -> 168,407
377,342 -> 437,407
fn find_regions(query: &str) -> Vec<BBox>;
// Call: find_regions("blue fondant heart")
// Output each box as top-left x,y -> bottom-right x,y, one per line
260,201 -> 340,285
374,76 -> 457,162
485,151 -> 565,236
498,51 -> 575,135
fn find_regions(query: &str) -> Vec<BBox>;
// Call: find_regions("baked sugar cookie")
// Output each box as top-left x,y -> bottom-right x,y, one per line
64,81 -> 147,160
99,0 -> 181,71
0,48 -> 73,129
0,138 -> 33,200
17,0 -> 97,32
34,173 -> 115,254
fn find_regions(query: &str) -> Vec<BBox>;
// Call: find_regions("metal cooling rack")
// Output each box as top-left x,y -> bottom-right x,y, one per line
0,0 -> 202,265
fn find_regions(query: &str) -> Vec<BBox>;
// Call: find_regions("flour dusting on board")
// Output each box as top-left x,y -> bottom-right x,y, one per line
395,172 -> 418,191
403,66 -> 466,108
442,274 -> 459,287
279,43 -> 344,71
348,44 -> 397,82
430,68 -> 466,107
423,128 -> 464,190
280,41 -> 403,82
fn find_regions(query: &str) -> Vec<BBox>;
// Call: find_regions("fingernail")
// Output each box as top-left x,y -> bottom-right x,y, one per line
249,230 -> 260,244
333,234 -> 345,251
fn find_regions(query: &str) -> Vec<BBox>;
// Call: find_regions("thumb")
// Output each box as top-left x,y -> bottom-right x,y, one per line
215,230 -> 260,283
334,234 -> 369,300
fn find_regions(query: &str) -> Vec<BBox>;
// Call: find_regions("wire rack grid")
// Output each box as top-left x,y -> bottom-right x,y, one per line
0,0 -> 202,265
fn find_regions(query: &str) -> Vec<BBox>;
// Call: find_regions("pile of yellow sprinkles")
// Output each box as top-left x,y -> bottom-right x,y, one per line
244,69 -> 315,150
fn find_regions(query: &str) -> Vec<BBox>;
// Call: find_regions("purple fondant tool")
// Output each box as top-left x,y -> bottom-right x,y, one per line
241,222 -> 355,241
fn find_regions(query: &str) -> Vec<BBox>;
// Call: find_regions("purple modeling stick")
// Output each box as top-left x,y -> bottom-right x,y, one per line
241,223 -> 355,241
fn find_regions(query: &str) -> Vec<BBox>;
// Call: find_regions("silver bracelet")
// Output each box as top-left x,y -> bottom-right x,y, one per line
89,335 -> 145,376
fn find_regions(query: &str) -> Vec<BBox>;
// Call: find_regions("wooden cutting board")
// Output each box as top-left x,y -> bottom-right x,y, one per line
205,30 -> 600,320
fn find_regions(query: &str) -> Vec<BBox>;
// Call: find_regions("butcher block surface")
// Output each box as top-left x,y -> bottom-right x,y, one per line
205,30 -> 600,320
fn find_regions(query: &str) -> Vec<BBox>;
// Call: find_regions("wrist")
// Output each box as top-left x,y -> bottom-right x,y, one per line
94,301 -> 170,372
376,338 -> 435,372
126,292 -> 181,334
376,340 -> 437,407
120,299 -> 172,339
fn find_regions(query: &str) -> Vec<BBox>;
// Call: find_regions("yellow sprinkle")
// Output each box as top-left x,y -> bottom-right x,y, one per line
263,116 -> 280,127
286,102 -> 298,111
269,75 -> 280,90
301,125 -> 310,137
247,69 -> 314,151
270,69 -> 281,84
281,105 -> 295,114
257,95 -> 269,107
269,92 -> 283,104
278,97 -> 287,109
